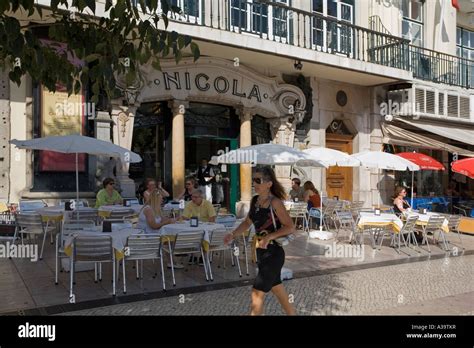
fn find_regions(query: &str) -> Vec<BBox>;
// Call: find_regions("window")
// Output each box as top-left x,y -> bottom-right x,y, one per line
456,27 -> 474,87
312,0 -> 354,55
401,0 -> 423,47
230,0 -> 290,41
170,0 -> 202,23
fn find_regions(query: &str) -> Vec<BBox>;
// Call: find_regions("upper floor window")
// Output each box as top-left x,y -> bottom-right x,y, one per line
401,0 -> 423,47
170,0 -> 202,23
457,27 -> 474,61
312,0 -> 355,55
230,0 -> 290,42
457,27 -> 474,87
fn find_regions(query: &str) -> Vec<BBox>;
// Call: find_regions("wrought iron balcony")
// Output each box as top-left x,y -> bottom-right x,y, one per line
168,0 -> 410,71
147,1 -> 474,88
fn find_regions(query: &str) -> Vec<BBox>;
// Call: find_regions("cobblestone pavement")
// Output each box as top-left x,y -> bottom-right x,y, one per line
62,255 -> 474,316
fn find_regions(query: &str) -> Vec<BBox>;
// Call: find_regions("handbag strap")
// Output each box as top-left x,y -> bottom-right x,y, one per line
269,197 -> 277,230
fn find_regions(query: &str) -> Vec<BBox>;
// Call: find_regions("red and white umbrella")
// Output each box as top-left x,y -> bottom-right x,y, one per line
396,152 -> 445,207
452,158 -> 474,179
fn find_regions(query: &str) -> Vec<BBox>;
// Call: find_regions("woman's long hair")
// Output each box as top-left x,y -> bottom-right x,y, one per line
142,189 -> 162,216
256,166 -> 286,200
393,186 -> 406,199
303,181 -> 319,195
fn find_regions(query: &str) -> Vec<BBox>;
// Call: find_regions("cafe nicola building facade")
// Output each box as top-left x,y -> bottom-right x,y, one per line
2,0 -> 474,216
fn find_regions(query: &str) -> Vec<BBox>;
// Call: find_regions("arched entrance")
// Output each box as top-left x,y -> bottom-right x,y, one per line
325,120 -> 354,201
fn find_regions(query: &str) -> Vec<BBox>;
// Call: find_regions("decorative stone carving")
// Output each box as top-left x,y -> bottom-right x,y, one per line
139,57 -> 306,122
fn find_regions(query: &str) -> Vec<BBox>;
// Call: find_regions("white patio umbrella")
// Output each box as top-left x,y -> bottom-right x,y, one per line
10,134 -> 142,203
209,143 -> 327,167
350,151 -> 420,207
302,147 -> 361,232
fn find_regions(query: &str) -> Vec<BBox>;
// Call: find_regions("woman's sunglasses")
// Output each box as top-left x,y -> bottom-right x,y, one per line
252,178 -> 265,184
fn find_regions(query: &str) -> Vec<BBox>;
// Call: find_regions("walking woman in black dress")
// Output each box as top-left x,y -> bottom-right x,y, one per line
224,166 -> 296,315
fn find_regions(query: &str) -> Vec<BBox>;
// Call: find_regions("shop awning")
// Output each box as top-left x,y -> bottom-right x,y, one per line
395,117 -> 474,146
381,123 -> 474,157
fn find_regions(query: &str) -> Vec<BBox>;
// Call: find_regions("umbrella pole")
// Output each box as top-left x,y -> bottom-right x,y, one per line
377,169 -> 380,208
411,170 -> 414,208
320,170 -> 323,232
75,152 -> 79,206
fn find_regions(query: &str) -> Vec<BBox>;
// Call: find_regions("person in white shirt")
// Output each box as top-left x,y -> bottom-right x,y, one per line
138,189 -> 174,234
195,159 -> 215,202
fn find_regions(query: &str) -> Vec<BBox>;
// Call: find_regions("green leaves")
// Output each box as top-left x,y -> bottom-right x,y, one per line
190,42 -> 200,62
0,0 -> 200,106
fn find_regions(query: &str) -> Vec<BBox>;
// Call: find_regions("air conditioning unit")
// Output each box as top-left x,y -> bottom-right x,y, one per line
386,85 -> 473,120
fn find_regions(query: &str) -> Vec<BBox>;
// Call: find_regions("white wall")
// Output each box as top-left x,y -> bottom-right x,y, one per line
8,77 -> 29,203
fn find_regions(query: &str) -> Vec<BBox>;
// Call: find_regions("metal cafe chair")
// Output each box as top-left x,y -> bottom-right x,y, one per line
418,215 -> 446,253
162,230 -> 208,286
121,233 -> 164,293
55,220 -> 96,285
207,228 -> 242,281
69,234 -> 116,299
445,214 -> 464,250
335,210 -> 357,243
288,202 -> 309,234
391,215 -> 418,255
71,208 -> 99,224
15,212 -> 55,260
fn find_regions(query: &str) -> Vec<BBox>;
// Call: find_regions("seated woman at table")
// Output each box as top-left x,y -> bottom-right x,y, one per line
178,177 -> 197,202
181,189 -> 216,222
95,178 -> 123,208
393,186 -> 411,215
138,190 -> 175,233
142,178 -> 170,204
303,181 -> 321,210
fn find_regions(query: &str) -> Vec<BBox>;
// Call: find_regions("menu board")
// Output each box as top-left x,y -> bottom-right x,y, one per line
39,84 -> 86,172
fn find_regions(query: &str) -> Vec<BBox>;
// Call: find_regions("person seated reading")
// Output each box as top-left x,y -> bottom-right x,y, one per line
95,178 -> 123,208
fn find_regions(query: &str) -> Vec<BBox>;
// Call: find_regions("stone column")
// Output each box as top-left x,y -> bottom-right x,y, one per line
111,101 -> 137,198
94,111 -> 114,188
169,100 -> 188,199
236,108 -> 254,217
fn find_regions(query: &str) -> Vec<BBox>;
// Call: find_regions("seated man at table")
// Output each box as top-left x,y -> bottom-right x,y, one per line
95,178 -> 123,208
182,189 -> 216,222
289,178 -> 305,202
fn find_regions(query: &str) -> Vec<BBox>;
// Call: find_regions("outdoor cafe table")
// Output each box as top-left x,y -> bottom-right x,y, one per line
63,227 -> 142,260
357,212 -> 404,233
98,205 -> 141,218
159,222 -> 227,251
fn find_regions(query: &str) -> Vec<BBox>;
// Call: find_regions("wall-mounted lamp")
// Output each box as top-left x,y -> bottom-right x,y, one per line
294,60 -> 303,70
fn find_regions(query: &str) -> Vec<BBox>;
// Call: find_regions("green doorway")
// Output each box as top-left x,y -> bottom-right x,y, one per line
185,135 -> 239,214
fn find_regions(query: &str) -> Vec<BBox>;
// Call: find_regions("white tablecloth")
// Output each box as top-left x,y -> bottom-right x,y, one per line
64,227 -> 142,254
98,205 -> 141,214
159,222 -> 227,243
358,212 -> 404,231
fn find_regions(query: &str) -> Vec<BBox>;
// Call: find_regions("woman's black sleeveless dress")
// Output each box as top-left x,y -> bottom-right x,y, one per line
248,195 -> 285,293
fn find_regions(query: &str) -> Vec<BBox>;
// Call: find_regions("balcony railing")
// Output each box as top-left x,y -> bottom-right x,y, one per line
409,46 -> 473,89
168,0 -> 410,71
165,1 -> 473,88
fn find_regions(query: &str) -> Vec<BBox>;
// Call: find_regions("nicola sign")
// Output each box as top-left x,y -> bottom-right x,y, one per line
153,71 -> 268,103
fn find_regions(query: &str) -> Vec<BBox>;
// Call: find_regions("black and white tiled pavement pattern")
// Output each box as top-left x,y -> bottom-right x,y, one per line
61,255 -> 474,315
